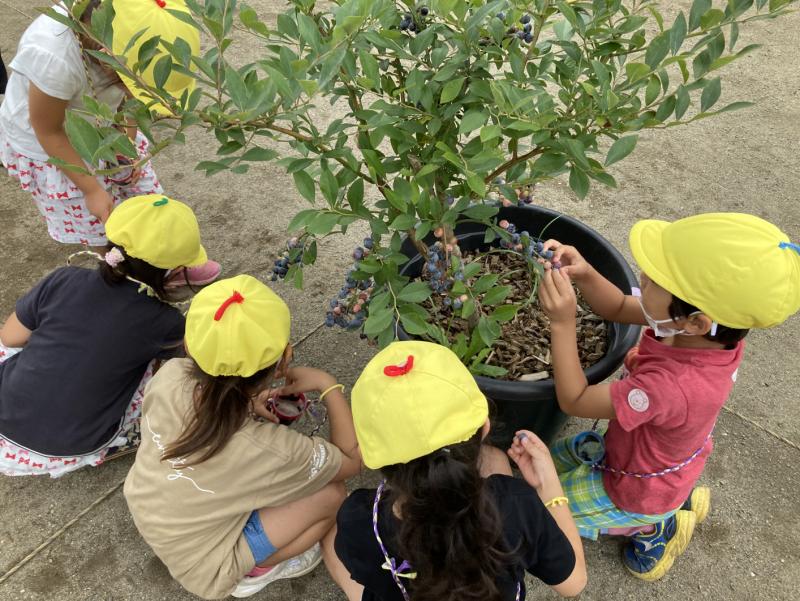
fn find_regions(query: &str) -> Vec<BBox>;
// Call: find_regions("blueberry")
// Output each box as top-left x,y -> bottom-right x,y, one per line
353,248 -> 364,260
329,299 -> 338,308
543,250 -> 554,260
278,258 -> 288,267
496,11 -> 505,21
400,19 -> 409,30
325,315 -> 335,327
535,241 -> 544,252
270,274 -> 278,281
419,6 -> 429,16
443,297 -> 452,306
520,230 -> 530,238
521,14 -> 531,24
338,289 -> 348,299
455,272 -> 465,281
506,224 -> 516,234
379,60 -> 389,71
346,278 -> 356,287
512,234 -> 520,243
523,22 -> 532,33
494,176 -> 506,185
364,237 -> 374,249
408,22 -> 417,32
524,32 -> 533,43
453,299 -> 463,309
508,26 -> 518,34
358,280 -> 370,290
516,30 -> 525,39
430,251 -> 439,261
427,261 -> 438,271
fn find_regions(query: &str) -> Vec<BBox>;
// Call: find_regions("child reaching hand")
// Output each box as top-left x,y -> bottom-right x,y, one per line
124,274 -> 362,600
327,341 -> 587,601
537,213 -> 800,581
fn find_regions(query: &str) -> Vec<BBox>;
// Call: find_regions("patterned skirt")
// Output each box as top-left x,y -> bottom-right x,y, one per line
0,130 -> 163,246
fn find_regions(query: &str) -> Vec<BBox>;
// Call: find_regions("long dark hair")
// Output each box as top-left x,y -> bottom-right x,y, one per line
380,431 -> 514,601
98,243 -> 171,300
669,295 -> 748,348
162,361 -> 278,465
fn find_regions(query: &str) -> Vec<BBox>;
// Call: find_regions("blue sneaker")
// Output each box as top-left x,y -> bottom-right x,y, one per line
623,510 -> 696,581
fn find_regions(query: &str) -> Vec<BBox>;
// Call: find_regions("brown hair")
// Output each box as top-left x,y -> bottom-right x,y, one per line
162,361 -> 279,465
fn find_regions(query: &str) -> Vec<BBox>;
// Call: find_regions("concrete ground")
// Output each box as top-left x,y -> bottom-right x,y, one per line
1,1 -> 799,600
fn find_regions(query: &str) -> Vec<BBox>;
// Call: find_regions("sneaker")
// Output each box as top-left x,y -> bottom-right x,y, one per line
681,486 -> 711,524
231,543 -> 323,598
623,510 -> 696,582
164,260 -> 221,289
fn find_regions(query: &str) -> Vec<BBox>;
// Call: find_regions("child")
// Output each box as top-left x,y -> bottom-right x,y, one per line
327,341 -> 587,601
124,274 -> 363,600
0,0 -> 218,285
0,193 -> 208,477
536,213 -> 800,581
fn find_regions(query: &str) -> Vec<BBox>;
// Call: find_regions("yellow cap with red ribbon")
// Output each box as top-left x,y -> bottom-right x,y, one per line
185,275 -> 291,377
351,341 -> 488,469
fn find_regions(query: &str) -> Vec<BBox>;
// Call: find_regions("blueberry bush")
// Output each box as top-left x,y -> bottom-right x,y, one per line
58,0 -> 796,376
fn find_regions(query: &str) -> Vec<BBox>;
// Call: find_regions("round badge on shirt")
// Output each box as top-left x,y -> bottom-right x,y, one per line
627,388 -> 650,412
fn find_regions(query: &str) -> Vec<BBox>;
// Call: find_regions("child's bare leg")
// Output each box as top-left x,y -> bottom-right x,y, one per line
321,524 -> 365,601
256,481 -> 346,567
479,444 -> 513,477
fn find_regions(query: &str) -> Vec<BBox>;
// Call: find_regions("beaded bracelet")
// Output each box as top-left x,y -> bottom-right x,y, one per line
544,496 -> 569,508
320,383 -> 345,400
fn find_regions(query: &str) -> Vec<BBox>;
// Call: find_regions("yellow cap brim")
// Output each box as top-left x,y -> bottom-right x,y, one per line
629,219 -> 682,296
186,244 -> 208,268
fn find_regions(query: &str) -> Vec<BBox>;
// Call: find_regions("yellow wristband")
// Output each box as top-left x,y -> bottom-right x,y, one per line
319,383 -> 345,400
544,496 -> 569,508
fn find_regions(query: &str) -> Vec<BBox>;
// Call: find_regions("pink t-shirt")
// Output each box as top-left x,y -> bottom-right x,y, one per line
605,330 -> 744,515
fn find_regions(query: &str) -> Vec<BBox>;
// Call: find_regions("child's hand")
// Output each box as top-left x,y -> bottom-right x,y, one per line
249,388 -> 280,424
85,188 -> 114,223
540,240 -> 591,280
507,430 -> 561,497
277,366 -> 337,397
538,266 -> 577,324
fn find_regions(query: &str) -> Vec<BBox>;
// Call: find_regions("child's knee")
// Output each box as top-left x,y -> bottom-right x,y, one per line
319,481 -> 347,511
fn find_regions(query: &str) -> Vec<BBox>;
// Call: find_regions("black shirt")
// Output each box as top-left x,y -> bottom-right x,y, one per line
0,267 -> 184,455
335,474 -> 576,601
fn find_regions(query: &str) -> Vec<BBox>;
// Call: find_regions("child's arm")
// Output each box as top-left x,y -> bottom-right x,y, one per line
542,240 -> 645,326
508,431 -> 587,597
539,268 -> 616,420
29,83 -> 114,222
278,367 -> 362,480
0,312 -> 32,348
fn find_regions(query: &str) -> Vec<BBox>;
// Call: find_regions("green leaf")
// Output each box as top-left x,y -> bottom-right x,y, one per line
400,313 -> 429,336
363,306 -> 395,337
491,304 -> 520,322
472,273 -> 499,295
64,112 -> 101,162
482,285 -> 511,306
466,173 -> 486,196
240,147 -> 278,161
605,135 -> 639,166
440,77 -> 466,103
645,75 -> 661,105
675,86 -> 691,119
700,8 -> 725,29
225,66 -> 248,109
480,125 -> 502,142
670,12 -> 688,54
477,317 -> 501,347
689,0 -> 713,30
645,32 -> 670,69
459,110 -> 488,135
286,209 -> 317,232
306,212 -> 339,235
715,101 -> 754,114
463,204 -> 499,220
293,171 -> 316,203
319,167 -> 338,205
153,54 -> 173,90
569,166 -> 590,199
625,62 -> 650,83
390,214 -> 416,230
700,77 -> 722,111
397,281 -> 433,303
470,362 -> 508,378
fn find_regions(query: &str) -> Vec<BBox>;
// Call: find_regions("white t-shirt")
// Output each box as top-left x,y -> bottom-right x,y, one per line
0,5 -> 125,160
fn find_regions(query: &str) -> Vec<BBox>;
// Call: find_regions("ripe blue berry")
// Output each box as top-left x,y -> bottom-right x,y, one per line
521,14 -> 531,24
419,6 -> 429,16
325,314 -> 335,327
363,237 -> 374,249
496,11 -> 505,21
353,248 -> 364,260
400,19 -> 410,30
524,32 -> 533,43
453,299 -> 463,309
516,30 -> 525,39
523,22 -> 532,33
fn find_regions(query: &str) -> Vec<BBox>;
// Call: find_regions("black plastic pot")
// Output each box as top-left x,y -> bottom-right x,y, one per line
399,204 -> 640,447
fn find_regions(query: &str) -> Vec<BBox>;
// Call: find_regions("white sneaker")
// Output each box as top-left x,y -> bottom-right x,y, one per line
231,543 -> 323,598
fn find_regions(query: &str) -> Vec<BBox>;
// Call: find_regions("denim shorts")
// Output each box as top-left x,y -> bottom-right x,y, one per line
242,510 -> 278,564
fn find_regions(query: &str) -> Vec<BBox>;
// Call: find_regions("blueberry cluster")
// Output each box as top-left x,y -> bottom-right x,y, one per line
399,6 -> 429,32
270,236 -> 305,281
503,12 -> 534,43
497,220 -> 561,268
325,237 -> 375,330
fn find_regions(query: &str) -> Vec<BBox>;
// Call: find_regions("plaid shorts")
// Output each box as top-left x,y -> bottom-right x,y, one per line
551,434 -> 676,540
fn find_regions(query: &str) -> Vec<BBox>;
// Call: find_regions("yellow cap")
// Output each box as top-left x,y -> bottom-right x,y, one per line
105,194 -> 207,269
185,275 -> 291,377
111,0 -> 200,115
352,341 -> 488,469
630,213 -> 800,329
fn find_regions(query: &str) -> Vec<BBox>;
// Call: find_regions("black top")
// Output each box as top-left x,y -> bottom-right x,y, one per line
335,474 -> 576,601
0,267 -> 184,455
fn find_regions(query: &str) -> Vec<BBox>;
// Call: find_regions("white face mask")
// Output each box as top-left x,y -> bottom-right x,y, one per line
631,287 -> 717,338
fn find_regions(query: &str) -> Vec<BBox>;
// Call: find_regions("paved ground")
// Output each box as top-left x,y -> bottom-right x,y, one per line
1,1 -> 798,600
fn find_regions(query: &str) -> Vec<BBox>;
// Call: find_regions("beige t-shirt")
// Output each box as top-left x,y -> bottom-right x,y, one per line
124,359 -> 342,599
